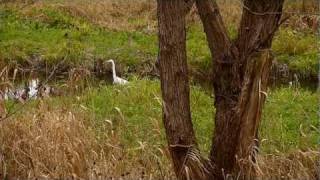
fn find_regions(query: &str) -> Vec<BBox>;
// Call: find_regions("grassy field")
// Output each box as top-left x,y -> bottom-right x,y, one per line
1,79 -> 318,179
0,0 -> 319,179
0,1 -> 318,78
5,79 -> 318,152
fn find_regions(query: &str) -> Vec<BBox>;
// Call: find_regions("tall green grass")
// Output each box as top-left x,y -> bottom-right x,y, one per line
81,79 -> 214,152
260,87 -> 318,153
10,79 -> 316,154
0,8 -> 157,68
272,28 -> 318,77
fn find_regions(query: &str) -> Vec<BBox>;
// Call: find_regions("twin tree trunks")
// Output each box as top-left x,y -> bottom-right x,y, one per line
158,0 -> 285,180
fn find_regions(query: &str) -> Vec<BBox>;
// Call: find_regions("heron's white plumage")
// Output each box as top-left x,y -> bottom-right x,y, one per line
106,59 -> 128,85
114,76 -> 128,84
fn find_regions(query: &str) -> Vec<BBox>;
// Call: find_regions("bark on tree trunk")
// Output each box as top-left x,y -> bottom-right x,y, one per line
234,50 -> 274,178
158,0 -> 285,179
196,0 -> 284,179
157,1 -> 211,180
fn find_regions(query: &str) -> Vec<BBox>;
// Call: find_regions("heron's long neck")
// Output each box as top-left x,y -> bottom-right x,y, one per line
111,61 -> 116,79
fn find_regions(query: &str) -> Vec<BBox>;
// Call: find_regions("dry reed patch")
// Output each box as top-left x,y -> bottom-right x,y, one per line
0,104 -> 318,180
0,108 -> 98,179
63,0 -> 157,32
12,0 -> 242,32
61,0 -> 242,31
0,102 -> 318,180
217,1 -> 242,27
17,0 -> 157,32
0,106 -> 174,180
7,0 -> 318,34
256,150 -> 320,180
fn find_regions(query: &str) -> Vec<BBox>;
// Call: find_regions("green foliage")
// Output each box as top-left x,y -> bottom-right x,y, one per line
81,83 -> 319,153
0,7 -> 157,68
79,78 -> 214,150
0,8 -> 90,65
83,78 -> 163,145
272,28 -> 318,76
187,25 -> 211,71
260,87 -> 318,153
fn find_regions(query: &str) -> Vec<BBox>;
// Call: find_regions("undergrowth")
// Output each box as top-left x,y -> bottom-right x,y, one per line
272,28 -> 318,77
1,79 -> 318,179
5,79 -> 318,153
0,7 -> 157,68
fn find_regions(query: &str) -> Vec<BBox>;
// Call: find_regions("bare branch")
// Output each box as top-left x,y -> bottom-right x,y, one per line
195,0 -> 232,60
236,0 -> 285,59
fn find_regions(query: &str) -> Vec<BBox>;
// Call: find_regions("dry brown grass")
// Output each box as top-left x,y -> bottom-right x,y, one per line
257,150 -> 319,180
0,104 -> 318,180
0,105 -> 174,179
16,0 -> 157,32
13,0 -> 318,33
16,0 -> 241,32
57,0 -> 157,32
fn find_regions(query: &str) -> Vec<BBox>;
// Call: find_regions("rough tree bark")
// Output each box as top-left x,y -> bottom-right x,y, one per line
197,0 -> 284,178
157,1 -> 211,180
158,0 -> 285,180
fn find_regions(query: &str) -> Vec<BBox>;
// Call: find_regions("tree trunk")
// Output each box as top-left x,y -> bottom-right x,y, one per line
158,0 -> 285,179
195,0 -> 284,179
157,1 -> 211,180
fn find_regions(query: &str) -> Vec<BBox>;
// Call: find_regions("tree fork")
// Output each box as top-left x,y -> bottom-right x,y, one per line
196,0 -> 285,178
158,0 -> 285,179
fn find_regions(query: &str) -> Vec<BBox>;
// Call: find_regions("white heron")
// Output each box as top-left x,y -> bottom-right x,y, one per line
106,59 -> 128,85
